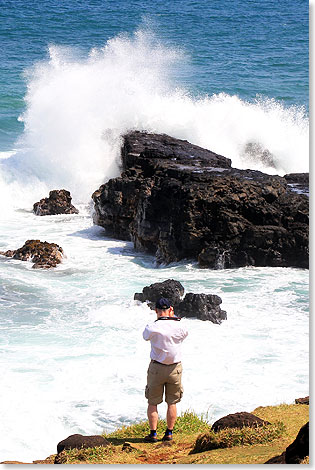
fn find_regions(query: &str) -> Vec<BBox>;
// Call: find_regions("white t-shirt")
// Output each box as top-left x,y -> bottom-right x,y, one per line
143,318 -> 188,365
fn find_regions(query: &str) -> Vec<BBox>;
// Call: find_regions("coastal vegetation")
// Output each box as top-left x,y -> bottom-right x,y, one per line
50,404 -> 308,465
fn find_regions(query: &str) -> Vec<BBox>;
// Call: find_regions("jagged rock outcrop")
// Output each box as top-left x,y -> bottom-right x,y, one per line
33,189 -> 79,216
134,279 -> 226,323
56,434 -> 109,454
211,412 -> 271,432
176,293 -> 227,323
0,239 -> 64,268
134,279 -> 185,307
92,131 -> 308,269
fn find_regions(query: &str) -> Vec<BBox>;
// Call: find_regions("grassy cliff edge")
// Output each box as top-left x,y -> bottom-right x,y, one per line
50,403 -> 309,465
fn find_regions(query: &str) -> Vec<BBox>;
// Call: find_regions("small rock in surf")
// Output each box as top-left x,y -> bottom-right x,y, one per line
33,189 -> 79,216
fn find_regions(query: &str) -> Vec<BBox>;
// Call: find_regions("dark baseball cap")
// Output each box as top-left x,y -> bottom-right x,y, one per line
155,297 -> 171,309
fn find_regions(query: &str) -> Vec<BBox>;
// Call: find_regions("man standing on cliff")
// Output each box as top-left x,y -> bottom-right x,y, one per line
142,297 -> 188,442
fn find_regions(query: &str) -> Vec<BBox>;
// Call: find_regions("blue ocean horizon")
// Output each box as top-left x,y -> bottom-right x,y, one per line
0,0 -> 309,151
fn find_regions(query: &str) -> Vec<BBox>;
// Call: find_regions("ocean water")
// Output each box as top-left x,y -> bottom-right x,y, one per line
0,0 -> 309,462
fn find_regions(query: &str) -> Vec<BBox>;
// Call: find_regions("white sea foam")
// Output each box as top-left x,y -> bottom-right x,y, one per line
0,150 -> 17,160
0,211 -> 309,462
0,29 -> 309,212
0,29 -> 309,462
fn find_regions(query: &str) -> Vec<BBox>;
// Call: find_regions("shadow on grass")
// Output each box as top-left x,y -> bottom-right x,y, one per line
106,437 -> 147,446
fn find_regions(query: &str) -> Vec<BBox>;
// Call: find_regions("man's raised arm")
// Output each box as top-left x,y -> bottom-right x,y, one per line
143,324 -> 152,341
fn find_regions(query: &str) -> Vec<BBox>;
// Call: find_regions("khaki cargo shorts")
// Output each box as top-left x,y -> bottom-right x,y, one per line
145,360 -> 183,405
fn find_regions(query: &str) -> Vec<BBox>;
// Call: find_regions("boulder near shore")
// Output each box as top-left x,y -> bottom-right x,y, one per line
92,131 -> 308,269
211,412 -> 271,432
295,396 -> 309,405
0,239 -> 64,269
57,434 -> 109,454
33,189 -> 79,216
134,278 -> 227,323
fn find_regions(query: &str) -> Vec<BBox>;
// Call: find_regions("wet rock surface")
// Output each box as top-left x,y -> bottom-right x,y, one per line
134,279 -> 185,307
284,173 -> 309,196
92,131 -> 308,269
134,278 -> 226,323
176,293 -> 227,323
0,239 -> 64,269
211,412 -> 271,432
33,189 -> 79,216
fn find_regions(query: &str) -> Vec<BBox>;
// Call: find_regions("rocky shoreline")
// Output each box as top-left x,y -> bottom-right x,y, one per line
92,131 -> 309,269
1,132 -> 308,272
0,132 -> 309,464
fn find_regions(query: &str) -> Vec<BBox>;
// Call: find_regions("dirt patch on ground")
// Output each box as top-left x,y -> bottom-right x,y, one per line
136,442 -> 193,464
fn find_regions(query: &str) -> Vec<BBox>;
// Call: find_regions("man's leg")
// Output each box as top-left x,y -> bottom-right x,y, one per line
160,403 -> 177,441
147,404 -> 158,430
144,361 -> 164,442
166,403 -> 177,430
163,363 -> 182,440
144,404 -> 158,442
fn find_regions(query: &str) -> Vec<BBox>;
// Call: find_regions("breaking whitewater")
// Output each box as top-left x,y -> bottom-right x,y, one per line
0,32 -> 309,462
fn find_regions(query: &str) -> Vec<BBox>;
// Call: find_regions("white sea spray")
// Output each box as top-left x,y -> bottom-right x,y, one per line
0,28 -> 309,463
0,29 -> 309,212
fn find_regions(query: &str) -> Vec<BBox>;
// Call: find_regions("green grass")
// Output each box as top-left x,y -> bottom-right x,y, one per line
104,410 -> 210,441
190,421 -> 286,453
173,410 -> 210,434
55,445 -> 117,464
45,404 -> 309,465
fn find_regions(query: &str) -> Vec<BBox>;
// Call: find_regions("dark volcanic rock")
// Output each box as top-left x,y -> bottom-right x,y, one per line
57,434 -> 109,454
92,131 -> 309,269
134,279 -> 226,323
285,422 -> 309,464
176,293 -> 227,323
211,412 -> 271,432
134,279 -> 185,307
121,130 -> 231,171
33,189 -> 79,216
265,422 -> 309,464
295,396 -> 309,405
284,172 -> 309,185
284,173 -> 309,196
0,239 -> 64,269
